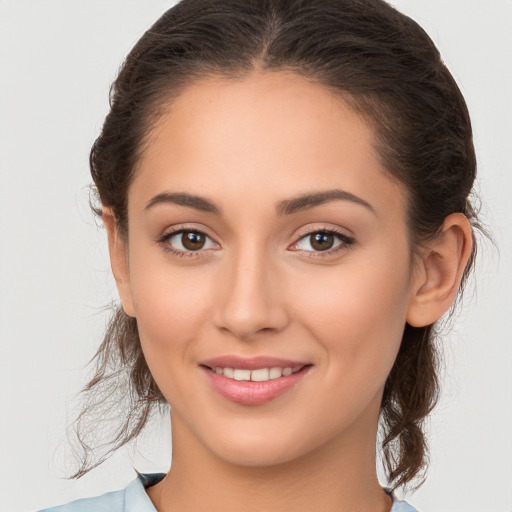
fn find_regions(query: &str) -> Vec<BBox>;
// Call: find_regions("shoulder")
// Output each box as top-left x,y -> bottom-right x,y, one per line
37,473 -> 165,512
390,496 -> 420,512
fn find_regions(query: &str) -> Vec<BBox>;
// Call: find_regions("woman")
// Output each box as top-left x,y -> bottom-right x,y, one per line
31,0 -> 483,510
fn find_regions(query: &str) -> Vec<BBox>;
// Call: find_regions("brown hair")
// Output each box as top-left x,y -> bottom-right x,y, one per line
74,0 -> 480,490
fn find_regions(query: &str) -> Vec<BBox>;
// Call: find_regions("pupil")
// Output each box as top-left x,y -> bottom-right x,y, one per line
311,233 -> 334,251
182,231 -> 205,250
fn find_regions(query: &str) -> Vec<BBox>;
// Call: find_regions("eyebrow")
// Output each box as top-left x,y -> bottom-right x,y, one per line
144,189 -> 374,216
277,189 -> 375,216
145,192 -> 221,214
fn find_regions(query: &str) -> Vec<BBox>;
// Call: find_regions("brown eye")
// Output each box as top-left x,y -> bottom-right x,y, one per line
291,230 -> 354,254
309,232 -> 335,251
181,230 -> 206,250
163,229 -> 219,254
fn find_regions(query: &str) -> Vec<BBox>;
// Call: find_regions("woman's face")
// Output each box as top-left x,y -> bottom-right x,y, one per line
118,71 -> 422,466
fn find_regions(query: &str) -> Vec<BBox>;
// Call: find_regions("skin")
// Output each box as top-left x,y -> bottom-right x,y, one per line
104,70 -> 473,512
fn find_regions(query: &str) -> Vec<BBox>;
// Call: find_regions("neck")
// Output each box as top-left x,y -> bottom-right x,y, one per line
148,411 -> 391,512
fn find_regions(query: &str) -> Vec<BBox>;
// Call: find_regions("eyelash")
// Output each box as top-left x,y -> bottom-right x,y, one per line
157,227 -> 355,258
290,228 -> 355,258
157,227 -> 216,258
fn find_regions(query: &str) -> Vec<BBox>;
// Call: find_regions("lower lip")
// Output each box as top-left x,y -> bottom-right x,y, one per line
201,366 -> 311,405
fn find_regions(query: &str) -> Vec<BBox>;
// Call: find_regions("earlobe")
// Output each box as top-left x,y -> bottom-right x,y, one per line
406,213 -> 473,327
102,208 -> 136,318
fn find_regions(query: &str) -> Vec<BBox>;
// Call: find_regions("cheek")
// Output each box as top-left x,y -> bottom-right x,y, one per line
128,264 -> 219,411
127,256 -> 214,370
290,251 -> 412,377
286,256 -> 412,434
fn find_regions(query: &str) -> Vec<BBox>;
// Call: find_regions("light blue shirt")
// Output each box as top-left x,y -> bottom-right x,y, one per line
38,473 -> 419,511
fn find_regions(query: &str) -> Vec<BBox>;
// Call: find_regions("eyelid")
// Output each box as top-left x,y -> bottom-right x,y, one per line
288,225 -> 355,255
293,223 -> 354,240
157,225 -> 220,256
156,223 -> 354,258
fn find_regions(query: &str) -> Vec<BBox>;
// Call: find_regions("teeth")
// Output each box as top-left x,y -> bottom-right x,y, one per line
223,367 -> 234,378
212,366 -> 302,382
234,369 -> 251,381
269,367 -> 283,379
251,368 -> 269,381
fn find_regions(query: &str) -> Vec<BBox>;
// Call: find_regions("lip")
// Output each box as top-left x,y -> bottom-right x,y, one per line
200,355 -> 309,370
199,355 -> 312,406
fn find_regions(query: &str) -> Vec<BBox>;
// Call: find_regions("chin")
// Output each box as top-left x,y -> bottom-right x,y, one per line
207,429 -> 305,468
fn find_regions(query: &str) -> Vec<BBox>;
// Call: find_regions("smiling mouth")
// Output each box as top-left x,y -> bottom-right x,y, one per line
200,363 -> 312,405
204,365 -> 305,382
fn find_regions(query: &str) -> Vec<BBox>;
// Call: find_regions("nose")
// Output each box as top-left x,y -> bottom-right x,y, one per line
213,245 -> 290,340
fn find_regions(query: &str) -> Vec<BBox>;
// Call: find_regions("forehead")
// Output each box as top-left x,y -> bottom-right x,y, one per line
131,70 -> 407,222
144,71 -> 372,170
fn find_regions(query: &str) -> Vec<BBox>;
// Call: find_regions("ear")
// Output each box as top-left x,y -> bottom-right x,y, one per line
102,208 -> 136,317
406,213 -> 473,327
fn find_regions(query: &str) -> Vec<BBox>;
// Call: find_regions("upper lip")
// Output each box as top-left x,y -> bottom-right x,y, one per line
200,355 -> 310,370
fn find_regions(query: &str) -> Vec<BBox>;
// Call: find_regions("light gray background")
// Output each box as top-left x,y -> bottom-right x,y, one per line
0,1 -> 511,511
